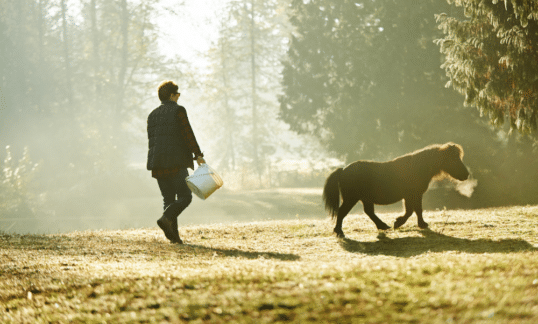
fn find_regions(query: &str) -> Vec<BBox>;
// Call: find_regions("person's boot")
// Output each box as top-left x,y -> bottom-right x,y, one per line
162,202 -> 185,244
157,215 -> 181,244
170,217 -> 182,244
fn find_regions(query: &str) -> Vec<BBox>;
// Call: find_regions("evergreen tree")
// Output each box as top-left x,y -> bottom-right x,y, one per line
201,0 -> 293,182
201,21 -> 242,172
280,0 -> 477,161
436,0 -> 538,133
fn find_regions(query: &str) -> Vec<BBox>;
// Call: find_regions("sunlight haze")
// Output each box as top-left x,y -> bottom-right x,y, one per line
157,0 -> 225,69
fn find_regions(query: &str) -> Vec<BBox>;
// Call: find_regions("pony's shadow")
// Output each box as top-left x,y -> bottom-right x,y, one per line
340,229 -> 537,257
180,244 -> 301,261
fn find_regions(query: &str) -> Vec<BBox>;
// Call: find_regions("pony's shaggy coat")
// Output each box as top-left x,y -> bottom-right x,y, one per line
323,143 -> 469,237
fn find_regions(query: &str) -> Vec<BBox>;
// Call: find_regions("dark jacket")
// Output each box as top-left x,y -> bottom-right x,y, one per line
146,101 -> 202,171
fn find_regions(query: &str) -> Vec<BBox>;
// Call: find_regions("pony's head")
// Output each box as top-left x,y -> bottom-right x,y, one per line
438,142 -> 469,181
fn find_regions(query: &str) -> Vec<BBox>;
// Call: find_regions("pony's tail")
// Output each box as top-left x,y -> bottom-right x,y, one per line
323,168 -> 343,220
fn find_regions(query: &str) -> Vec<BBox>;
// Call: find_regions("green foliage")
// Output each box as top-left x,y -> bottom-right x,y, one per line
436,0 -> 538,133
280,0 -> 465,161
0,0 -> 192,221
0,0 -> 180,172
0,146 -> 39,218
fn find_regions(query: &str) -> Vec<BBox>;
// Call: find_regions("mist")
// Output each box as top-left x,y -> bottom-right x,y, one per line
2,0 -> 538,235
456,179 -> 478,198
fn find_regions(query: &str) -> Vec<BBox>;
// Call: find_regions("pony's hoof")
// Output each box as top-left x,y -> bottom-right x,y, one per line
418,221 -> 429,229
334,231 -> 346,239
394,218 -> 406,229
377,223 -> 391,231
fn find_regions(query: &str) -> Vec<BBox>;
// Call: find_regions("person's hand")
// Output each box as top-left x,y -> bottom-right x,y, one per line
196,156 -> 206,166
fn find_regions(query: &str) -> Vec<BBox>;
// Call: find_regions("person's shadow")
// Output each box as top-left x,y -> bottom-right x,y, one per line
339,228 -> 537,257
4,234 -> 301,262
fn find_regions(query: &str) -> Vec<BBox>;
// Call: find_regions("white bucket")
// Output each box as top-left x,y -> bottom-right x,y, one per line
185,164 -> 223,200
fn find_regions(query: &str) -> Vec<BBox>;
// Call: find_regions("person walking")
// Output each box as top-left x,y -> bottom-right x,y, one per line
147,80 -> 205,244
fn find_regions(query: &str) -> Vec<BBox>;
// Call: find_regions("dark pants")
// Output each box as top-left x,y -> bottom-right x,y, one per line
157,168 -> 192,220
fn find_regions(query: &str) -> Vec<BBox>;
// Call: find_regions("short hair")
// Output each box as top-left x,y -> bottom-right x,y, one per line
158,81 -> 179,101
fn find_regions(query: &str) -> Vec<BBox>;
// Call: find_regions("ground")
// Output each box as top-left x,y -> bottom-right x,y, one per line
1,205 -> 538,323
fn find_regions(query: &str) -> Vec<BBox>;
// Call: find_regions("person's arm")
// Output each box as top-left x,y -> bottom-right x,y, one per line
176,107 -> 204,162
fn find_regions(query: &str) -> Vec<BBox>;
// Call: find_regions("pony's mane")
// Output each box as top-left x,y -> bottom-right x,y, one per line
394,142 -> 465,181
404,142 -> 464,159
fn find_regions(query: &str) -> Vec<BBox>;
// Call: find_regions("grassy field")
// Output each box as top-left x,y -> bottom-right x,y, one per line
1,205 -> 538,323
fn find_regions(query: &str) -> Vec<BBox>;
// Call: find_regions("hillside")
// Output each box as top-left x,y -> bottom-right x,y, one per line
2,206 -> 538,323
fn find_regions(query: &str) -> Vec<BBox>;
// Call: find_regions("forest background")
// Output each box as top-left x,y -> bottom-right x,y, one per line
1,0 -> 538,234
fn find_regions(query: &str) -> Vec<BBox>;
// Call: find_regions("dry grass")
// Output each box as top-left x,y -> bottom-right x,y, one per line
1,205 -> 538,323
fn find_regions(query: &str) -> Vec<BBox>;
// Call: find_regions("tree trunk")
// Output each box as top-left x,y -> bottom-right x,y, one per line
14,0 -> 27,104
60,0 -> 73,106
37,0 -> 44,61
248,0 -> 260,181
220,39 -> 236,171
90,0 -> 101,99
116,0 -> 129,116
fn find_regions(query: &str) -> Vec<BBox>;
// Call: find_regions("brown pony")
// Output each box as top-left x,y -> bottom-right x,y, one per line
323,143 -> 469,238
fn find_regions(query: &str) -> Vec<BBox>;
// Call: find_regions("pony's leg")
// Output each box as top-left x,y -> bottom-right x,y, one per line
394,199 -> 415,229
414,198 -> 428,229
334,198 -> 358,238
363,202 -> 391,230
